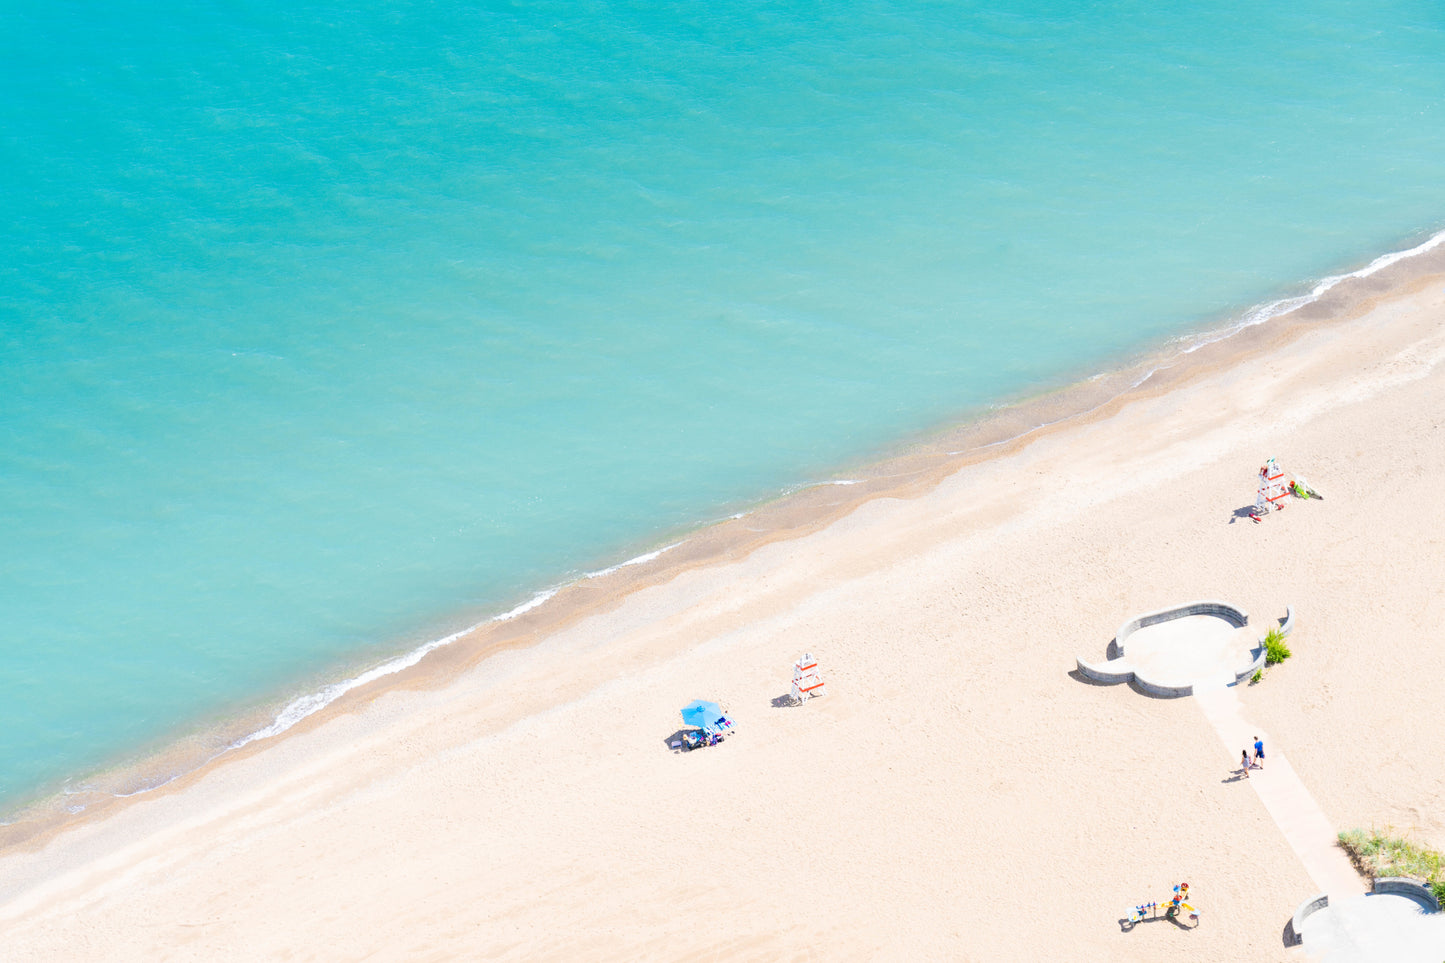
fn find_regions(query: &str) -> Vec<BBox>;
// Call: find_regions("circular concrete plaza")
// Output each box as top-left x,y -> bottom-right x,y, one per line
1300,892 -> 1445,962
1121,614 -> 1254,689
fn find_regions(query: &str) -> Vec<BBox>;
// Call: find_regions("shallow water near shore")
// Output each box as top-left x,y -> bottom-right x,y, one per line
3,1 -> 1445,814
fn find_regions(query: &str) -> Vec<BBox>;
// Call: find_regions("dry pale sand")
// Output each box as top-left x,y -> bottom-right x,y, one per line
2,268 -> 1444,962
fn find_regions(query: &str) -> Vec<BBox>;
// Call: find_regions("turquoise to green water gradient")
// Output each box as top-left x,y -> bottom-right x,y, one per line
2,1 -> 1444,808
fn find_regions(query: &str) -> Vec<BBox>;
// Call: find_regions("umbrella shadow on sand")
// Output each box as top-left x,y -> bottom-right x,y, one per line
662,729 -> 697,752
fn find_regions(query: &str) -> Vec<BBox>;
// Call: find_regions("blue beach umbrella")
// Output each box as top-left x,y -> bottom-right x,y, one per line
681,699 -> 724,732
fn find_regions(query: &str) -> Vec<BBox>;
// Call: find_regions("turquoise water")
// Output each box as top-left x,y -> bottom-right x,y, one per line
2,1 -> 1444,810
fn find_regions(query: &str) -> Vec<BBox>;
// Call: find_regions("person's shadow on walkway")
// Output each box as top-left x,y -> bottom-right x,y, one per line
1221,767 -> 1251,784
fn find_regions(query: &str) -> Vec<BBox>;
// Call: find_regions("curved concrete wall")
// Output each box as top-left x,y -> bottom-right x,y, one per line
1127,670 -> 1196,694
1133,676 -> 1194,699
1079,600 -> 1256,697
1373,876 -> 1442,911
1259,606 -> 1296,646
1290,893 -> 1329,946
1114,601 -> 1248,658
1075,658 -> 1135,684
1235,646 -> 1266,684
1290,880 -> 1438,948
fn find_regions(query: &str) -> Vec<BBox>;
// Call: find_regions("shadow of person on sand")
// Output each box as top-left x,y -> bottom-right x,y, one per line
1221,768 -> 1251,784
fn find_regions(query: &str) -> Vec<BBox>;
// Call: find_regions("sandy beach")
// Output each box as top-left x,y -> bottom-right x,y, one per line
2,251 -> 1444,961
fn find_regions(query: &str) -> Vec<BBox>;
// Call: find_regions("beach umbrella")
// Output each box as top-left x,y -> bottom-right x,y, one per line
680,699 -> 724,732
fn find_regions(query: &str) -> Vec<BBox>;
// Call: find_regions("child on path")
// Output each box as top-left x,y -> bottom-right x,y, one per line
1241,749 -> 1251,777
1253,736 -> 1265,770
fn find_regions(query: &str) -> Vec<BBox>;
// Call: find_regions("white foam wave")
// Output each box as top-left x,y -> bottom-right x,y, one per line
583,541 -> 683,579
114,779 -> 178,798
945,230 -> 1445,460
231,586 -> 562,751
1183,228 -> 1445,354
777,477 -> 867,498
493,588 -> 560,621
52,588 -> 560,800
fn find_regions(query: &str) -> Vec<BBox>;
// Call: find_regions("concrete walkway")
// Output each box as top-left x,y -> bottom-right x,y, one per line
1193,681 -> 1366,901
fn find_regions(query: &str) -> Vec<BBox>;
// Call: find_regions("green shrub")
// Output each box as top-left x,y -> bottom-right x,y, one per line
1250,669 -> 1262,684
1338,828 -> 1445,898
1263,627 -> 1292,665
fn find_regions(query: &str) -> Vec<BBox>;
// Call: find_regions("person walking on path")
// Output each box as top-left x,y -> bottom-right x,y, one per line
1253,736 -> 1265,770
1241,749 -> 1251,777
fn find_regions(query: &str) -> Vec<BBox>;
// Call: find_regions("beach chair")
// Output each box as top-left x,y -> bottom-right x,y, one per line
683,730 -> 720,750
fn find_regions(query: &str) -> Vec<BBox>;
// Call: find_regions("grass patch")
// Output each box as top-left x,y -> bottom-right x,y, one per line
1338,828 -> 1445,902
1250,669 -> 1262,684
1263,626 -> 1292,665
